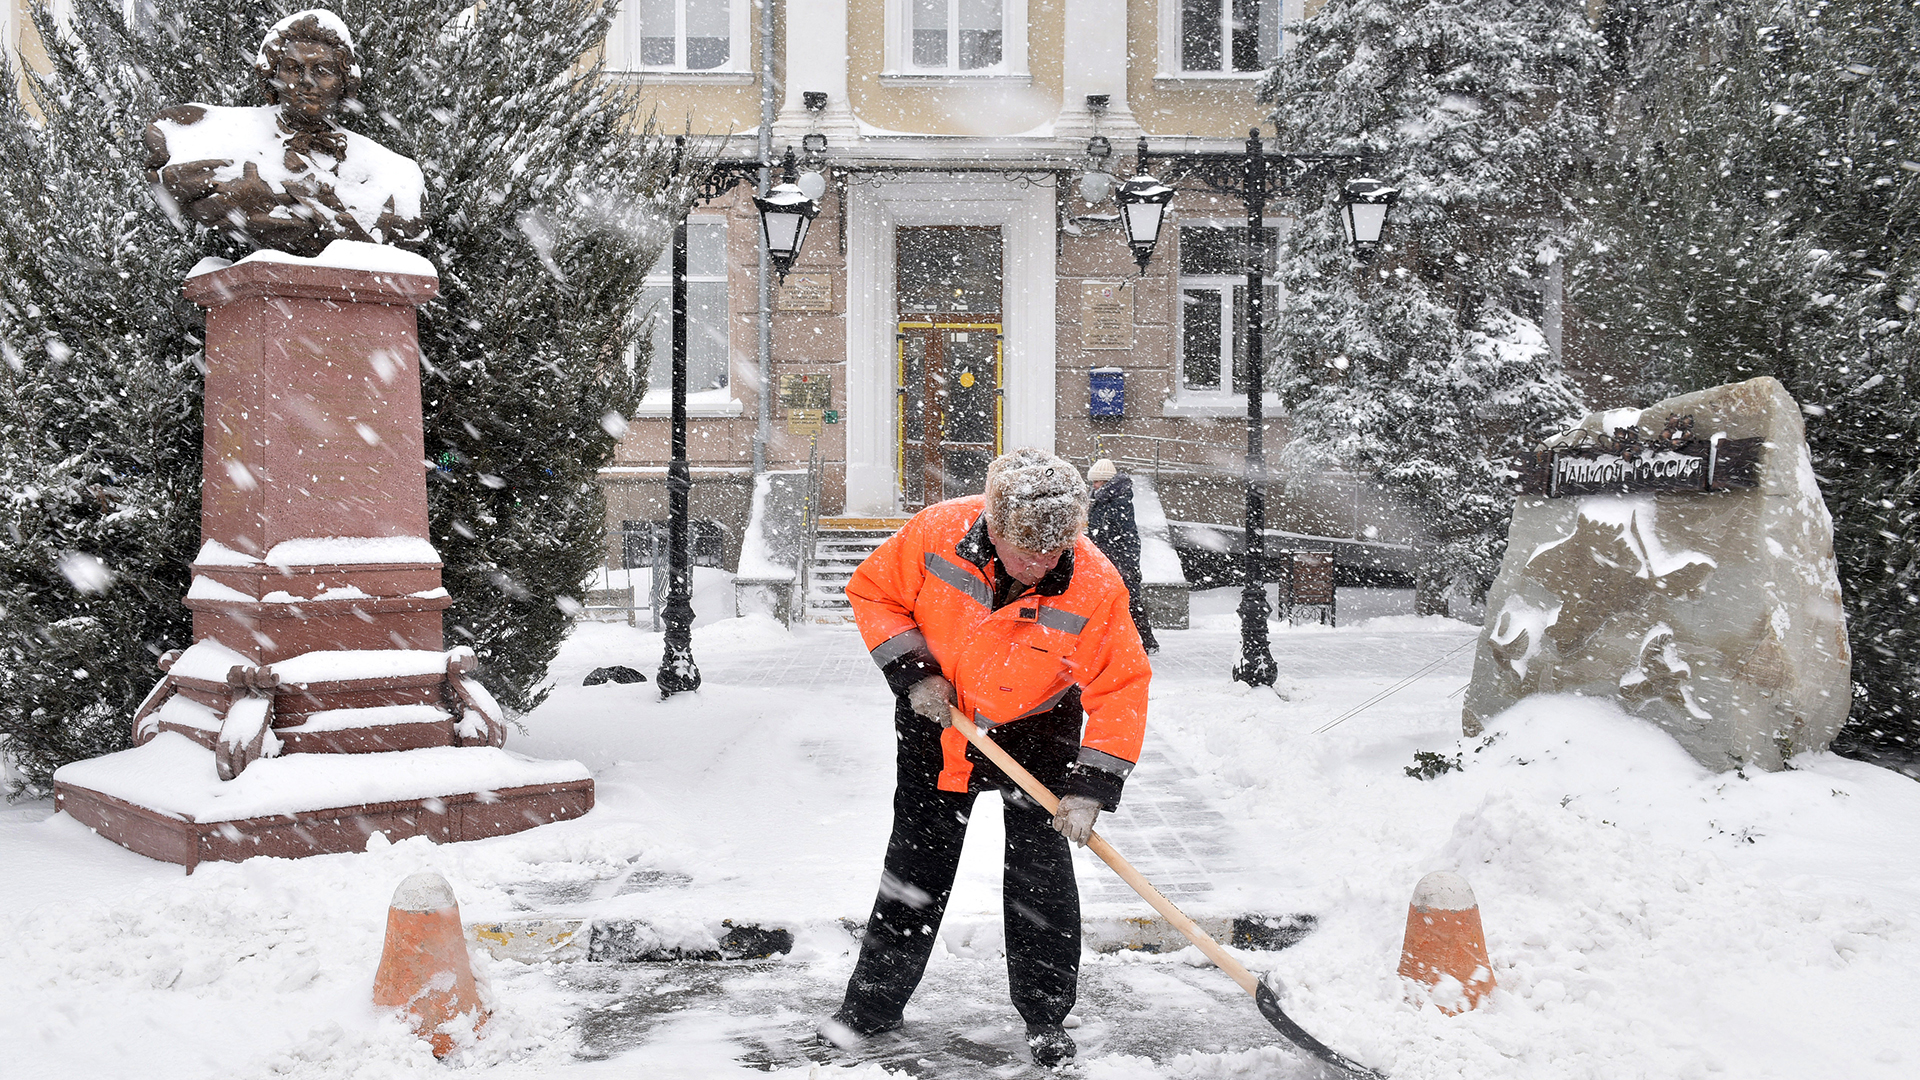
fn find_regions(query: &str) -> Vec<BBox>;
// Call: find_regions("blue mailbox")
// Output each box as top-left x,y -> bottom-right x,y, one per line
1090,367 -> 1125,418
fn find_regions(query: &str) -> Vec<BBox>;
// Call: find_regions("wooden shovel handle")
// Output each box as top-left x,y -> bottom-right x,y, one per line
950,706 -> 1260,997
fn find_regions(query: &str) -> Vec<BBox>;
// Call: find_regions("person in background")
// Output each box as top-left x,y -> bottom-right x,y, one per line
1085,459 -> 1159,653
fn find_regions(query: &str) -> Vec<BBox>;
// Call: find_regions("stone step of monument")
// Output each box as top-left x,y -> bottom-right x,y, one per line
275,703 -> 458,755
54,733 -> 593,871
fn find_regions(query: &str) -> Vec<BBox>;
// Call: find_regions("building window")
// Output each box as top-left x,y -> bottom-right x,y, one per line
637,219 -> 731,401
1160,0 -> 1282,77
1177,223 -> 1278,401
886,0 -> 1028,76
608,0 -> 748,73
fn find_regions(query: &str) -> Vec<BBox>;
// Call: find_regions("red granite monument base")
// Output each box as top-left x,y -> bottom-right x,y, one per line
54,246 -> 594,865
55,734 -> 595,872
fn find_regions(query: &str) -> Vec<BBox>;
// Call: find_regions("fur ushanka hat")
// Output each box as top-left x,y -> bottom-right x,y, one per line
983,448 -> 1089,553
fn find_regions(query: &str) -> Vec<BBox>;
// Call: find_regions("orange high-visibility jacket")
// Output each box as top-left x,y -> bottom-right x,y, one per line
847,495 -> 1152,807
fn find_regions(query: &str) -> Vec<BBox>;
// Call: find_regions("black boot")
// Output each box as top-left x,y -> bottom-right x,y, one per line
820,1006 -> 902,1048
1026,1023 -> 1076,1068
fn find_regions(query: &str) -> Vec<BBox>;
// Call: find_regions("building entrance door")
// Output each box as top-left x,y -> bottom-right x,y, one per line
896,226 -> 1003,508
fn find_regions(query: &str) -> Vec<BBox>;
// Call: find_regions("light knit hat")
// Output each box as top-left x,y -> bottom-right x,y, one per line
983,448 -> 1089,552
1086,459 -> 1117,484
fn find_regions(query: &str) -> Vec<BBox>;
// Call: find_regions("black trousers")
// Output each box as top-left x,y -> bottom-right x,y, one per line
1124,573 -> 1158,650
838,699 -> 1082,1031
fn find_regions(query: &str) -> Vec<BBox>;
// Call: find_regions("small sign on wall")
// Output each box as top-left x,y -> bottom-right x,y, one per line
778,273 -> 833,312
1081,280 -> 1134,350
787,409 -> 824,436
778,373 -> 831,410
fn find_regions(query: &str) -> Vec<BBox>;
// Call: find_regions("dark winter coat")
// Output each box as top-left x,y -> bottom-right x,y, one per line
1086,475 -> 1142,583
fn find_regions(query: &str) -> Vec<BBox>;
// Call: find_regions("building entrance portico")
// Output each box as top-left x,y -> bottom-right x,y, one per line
845,174 -> 1057,515
896,224 -> 1005,507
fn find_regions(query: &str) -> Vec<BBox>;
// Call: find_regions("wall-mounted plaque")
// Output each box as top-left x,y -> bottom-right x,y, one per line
779,372 -> 831,410
1081,280 -> 1134,350
778,273 -> 833,312
787,409 -> 824,436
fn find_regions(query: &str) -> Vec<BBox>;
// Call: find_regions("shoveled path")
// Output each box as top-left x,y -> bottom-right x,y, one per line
696,625 -> 1242,911
574,607 -> 1478,1076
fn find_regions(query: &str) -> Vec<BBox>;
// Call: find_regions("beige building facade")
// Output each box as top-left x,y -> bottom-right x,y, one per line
604,0 -> 1422,581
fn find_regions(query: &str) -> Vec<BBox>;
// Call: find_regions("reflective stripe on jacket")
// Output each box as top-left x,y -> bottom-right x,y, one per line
847,495 -> 1151,808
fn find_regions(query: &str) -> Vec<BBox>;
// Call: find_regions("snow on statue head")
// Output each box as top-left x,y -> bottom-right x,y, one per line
984,448 -> 1090,554
142,9 -> 426,258
254,9 -> 364,114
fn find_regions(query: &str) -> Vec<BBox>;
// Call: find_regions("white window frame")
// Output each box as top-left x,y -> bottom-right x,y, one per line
633,214 -> 743,418
1165,217 -> 1284,417
1155,0 -> 1300,81
606,0 -> 753,82
882,0 -> 1029,81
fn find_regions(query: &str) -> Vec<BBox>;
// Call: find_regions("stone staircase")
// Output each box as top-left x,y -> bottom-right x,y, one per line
803,517 -> 908,623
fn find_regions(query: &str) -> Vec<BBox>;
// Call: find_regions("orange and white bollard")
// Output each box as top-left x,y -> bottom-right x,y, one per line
1397,870 -> 1495,1013
372,871 -> 489,1057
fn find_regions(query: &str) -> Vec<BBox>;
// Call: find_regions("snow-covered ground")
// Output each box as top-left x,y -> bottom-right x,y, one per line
5,587 -> 1919,1079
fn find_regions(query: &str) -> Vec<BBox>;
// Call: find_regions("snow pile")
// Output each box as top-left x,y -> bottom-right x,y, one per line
1130,475 -> 1186,587
53,734 -> 589,823
265,537 -> 442,567
209,240 -> 440,280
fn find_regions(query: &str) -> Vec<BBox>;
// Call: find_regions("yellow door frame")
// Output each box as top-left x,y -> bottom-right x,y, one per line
896,318 -> 1005,507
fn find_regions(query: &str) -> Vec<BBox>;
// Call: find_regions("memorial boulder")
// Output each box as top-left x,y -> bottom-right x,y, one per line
1463,377 -> 1850,771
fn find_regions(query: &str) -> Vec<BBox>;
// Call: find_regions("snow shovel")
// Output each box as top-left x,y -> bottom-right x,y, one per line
952,707 -> 1387,1080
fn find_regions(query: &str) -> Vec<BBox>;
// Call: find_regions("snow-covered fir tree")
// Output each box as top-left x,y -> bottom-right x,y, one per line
1259,0 -> 1597,615
0,0 -> 695,792
1576,0 -> 1920,757
0,23 -> 204,793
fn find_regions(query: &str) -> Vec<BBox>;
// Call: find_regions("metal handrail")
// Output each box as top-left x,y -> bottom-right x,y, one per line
791,434 -> 824,626
1090,431 -> 1255,486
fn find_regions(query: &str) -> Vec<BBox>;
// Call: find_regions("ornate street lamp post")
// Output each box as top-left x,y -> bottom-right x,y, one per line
1121,130 -> 1396,686
658,141 -> 820,695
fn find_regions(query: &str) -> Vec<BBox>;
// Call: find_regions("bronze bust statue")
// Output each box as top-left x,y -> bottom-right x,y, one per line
145,10 -> 426,257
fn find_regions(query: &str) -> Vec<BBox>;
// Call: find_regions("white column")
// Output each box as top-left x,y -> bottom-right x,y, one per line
1056,0 -> 1137,139
774,0 -> 859,141
2,0 -> 16,76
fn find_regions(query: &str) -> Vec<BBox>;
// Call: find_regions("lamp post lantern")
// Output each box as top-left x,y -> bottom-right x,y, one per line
753,179 -> 820,281
1339,177 -> 1400,262
1114,173 -> 1175,274
658,140 -> 820,695
1123,130 -> 1391,686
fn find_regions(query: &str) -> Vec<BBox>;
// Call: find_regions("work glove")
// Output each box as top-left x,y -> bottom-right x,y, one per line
1052,795 -> 1102,847
907,674 -> 956,727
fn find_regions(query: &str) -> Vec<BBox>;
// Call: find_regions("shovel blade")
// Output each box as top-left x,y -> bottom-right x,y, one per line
1253,978 -> 1387,1080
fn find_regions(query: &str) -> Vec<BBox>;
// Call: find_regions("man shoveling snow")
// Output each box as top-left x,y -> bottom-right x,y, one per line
823,448 -> 1154,1068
